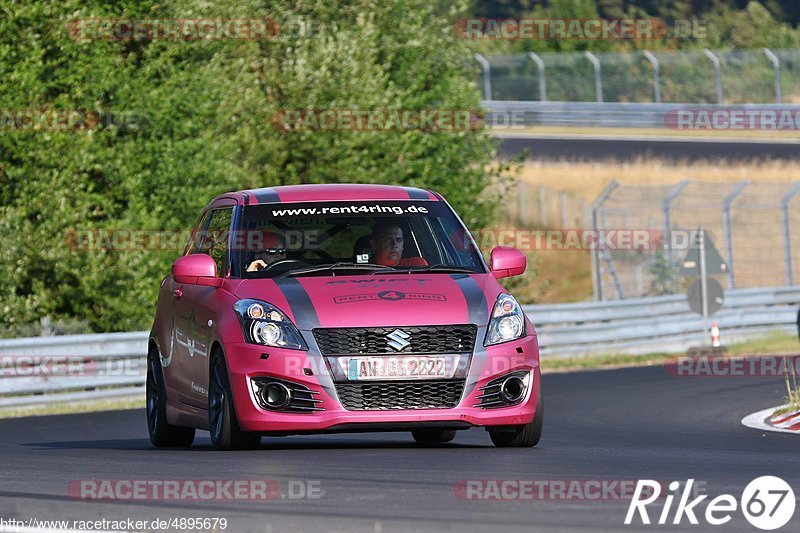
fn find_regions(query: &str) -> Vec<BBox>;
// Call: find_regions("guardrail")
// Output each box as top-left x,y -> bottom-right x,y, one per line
526,285 -> 800,357
0,332 -> 148,408
482,100 -> 800,129
0,285 -> 797,406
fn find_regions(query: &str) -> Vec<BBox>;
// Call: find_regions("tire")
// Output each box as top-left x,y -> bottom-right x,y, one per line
209,348 -> 261,451
411,428 -> 457,444
489,385 -> 543,448
146,345 -> 195,448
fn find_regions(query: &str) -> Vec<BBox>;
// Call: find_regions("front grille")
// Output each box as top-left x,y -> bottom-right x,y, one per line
313,325 -> 477,355
335,379 -> 465,410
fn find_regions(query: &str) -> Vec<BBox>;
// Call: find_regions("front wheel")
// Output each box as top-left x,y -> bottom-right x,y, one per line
208,349 -> 261,451
488,385 -> 543,448
146,345 -> 195,448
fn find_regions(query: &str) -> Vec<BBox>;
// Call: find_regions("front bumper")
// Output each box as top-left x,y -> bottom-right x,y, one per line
224,334 -> 540,434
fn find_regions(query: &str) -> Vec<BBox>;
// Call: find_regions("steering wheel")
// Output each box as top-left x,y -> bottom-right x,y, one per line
264,258 -> 313,271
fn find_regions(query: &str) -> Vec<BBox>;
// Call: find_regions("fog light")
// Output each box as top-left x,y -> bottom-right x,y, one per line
500,375 -> 526,403
260,382 -> 292,408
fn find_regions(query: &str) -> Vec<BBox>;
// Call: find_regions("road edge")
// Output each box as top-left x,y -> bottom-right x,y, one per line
741,404 -> 800,434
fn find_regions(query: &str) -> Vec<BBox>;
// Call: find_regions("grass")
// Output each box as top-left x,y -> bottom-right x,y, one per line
492,125 -> 800,140
725,331 -> 800,356
542,331 -> 800,373
0,394 -> 143,419
542,352 -> 673,372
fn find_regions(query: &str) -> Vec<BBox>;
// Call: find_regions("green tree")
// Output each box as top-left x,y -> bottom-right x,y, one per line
0,0 -> 499,334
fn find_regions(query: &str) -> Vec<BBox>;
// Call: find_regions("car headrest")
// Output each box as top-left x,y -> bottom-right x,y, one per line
352,234 -> 372,263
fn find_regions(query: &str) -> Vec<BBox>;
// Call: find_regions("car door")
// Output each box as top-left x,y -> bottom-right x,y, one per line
157,210 -> 210,386
171,206 -> 234,408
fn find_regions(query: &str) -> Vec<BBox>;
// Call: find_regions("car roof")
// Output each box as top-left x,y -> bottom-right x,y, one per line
208,183 -> 441,208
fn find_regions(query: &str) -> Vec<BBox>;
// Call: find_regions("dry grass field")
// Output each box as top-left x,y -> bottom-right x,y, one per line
515,157 -> 800,200
494,157 -> 800,303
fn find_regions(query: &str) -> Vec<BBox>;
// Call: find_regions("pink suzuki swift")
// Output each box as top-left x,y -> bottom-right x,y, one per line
147,184 -> 542,449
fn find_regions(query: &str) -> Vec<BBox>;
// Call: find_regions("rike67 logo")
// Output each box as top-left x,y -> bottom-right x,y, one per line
626,477 -> 795,530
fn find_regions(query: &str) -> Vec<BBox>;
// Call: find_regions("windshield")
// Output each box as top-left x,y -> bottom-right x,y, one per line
234,200 -> 485,278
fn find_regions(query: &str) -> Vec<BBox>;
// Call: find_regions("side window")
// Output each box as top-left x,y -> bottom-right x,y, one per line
184,211 -> 211,256
198,208 -> 233,276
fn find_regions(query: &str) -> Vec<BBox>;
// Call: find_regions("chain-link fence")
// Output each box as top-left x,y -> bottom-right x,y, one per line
591,180 -> 800,300
503,180 -> 800,301
478,49 -> 800,104
504,181 -> 590,229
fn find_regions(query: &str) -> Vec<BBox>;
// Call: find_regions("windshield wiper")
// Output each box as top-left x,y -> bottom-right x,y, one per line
403,264 -> 479,274
281,262 -> 397,278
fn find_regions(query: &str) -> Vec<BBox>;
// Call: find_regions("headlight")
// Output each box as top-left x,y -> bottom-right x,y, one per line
484,294 -> 526,346
233,299 -> 307,350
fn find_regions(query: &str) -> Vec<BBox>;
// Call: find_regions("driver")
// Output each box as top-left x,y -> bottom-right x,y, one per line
370,223 -> 427,267
246,230 -> 286,272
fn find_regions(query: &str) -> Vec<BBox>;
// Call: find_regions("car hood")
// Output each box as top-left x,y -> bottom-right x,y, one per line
232,274 -> 499,329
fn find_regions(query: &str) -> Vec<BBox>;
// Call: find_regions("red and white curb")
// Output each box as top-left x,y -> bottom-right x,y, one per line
742,405 -> 800,434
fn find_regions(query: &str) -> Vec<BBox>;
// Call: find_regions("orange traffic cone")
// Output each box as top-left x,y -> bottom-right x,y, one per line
710,323 -> 721,347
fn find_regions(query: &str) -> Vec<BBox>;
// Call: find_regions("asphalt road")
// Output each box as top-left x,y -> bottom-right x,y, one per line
497,134 -> 800,161
0,365 -> 797,533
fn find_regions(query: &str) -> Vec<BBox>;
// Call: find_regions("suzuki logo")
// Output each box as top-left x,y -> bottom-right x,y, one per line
386,329 -> 411,352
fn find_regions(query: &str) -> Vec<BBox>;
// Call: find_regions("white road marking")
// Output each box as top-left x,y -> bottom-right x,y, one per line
741,404 -> 800,434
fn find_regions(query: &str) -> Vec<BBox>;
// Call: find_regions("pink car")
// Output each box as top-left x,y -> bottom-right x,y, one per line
147,184 -> 542,449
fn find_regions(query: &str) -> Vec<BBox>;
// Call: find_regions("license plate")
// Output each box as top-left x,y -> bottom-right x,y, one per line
347,356 -> 448,381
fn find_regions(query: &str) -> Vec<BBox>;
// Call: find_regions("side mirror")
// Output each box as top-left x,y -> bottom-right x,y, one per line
172,254 -> 221,286
490,246 -> 526,279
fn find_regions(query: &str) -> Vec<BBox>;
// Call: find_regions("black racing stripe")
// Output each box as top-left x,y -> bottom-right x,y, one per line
450,274 -> 489,397
404,187 -> 430,200
449,274 -> 489,325
251,188 -> 281,204
274,278 -> 320,329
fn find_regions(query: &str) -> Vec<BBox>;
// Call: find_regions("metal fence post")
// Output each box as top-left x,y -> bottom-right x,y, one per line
518,181 -> 527,226
722,180 -> 749,289
642,50 -> 661,103
539,187 -> 547,226
764,48 -> 781,104
528,52 -> 547,102
561,192 -> 568,228
781,182 -> 800,285
703,48 -> 723,104
475,53 -> 492,101
662,180 -> 689,291
591,180 -> 619,301
585,51 -> 603,103
581,198 -> 589,229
